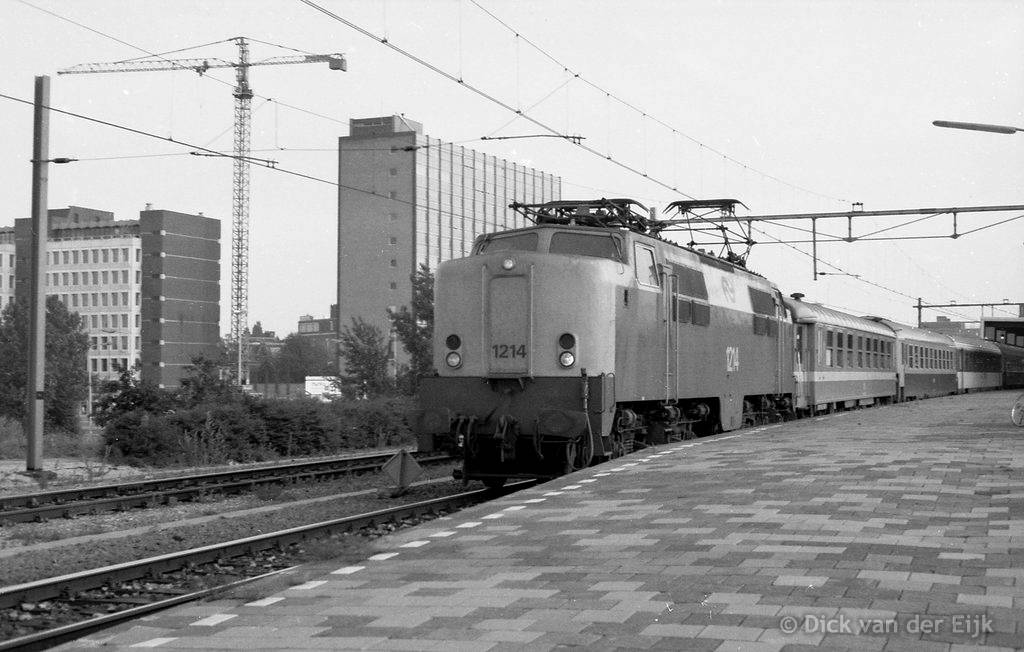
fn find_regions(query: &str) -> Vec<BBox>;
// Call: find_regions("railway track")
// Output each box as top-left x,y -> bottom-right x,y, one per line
0,481 -> 532,650
0,451 -> 453,524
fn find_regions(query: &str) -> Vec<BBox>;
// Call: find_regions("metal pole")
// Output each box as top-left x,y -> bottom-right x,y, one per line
916,297 -> 922,327
26,75 -> 50,472
811,217 -> 818,280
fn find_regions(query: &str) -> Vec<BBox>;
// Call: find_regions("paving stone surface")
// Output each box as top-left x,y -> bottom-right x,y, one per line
63,391 -> 1024,650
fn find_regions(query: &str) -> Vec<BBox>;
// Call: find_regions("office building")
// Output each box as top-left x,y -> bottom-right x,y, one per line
12,206 -> 220,388
0,228 -> 14,308
336,115 -> 561,367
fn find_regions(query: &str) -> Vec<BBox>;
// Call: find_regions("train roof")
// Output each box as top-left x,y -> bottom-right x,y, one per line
783,298 -> 894,337
866,318 -> 954,346
476,222 -> 765,280
946,333 -> 1001,354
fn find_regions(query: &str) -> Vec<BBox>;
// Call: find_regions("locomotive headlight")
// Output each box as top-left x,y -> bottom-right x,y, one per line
445,351 -> 463,368
558,351 -> 576,367
501,258 -> 516,270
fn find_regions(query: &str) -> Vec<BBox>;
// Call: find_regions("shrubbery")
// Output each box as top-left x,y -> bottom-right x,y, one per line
98,359 -> 415,467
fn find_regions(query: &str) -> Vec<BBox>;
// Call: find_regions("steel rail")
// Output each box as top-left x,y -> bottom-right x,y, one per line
0,482 -> 531,613
0,567 -> 295,652
0,452 -> 453,524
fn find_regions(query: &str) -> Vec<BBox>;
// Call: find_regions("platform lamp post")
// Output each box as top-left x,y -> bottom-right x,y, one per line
933,120 -> 1024,135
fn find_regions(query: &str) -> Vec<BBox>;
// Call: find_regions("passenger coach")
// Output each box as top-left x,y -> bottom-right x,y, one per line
947,333 -> 1002,393
870,318 -> 957,400
784,296 -> 896,413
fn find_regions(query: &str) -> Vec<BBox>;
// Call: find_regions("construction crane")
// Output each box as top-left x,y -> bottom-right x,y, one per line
60,37 -> 347,384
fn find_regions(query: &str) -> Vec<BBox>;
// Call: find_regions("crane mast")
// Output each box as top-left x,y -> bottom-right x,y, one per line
231,38 -> 253,384
60,37 -> 347,384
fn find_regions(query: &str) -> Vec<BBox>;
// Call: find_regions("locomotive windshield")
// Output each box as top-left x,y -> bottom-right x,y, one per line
477,232 -> 538,253
549,232 -> 623,261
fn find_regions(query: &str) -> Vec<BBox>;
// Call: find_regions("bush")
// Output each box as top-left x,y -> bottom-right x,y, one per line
102,395 -> 417,467
324,396 -> 416,449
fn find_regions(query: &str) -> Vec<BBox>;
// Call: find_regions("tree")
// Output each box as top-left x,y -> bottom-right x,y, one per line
93,362 -> 175,427
388,264 -> 435,393
276,334 -> 335,382
338,317 -> 393,397
0,297 -> 90,431
178,356 -> 241,406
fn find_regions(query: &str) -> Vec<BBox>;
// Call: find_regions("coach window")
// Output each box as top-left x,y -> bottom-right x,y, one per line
825,330 -> 834,366
856,336 -> 863,367
633,243 -> 660,288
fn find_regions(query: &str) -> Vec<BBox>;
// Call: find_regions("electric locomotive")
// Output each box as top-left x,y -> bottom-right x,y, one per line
414,198 -> 795,486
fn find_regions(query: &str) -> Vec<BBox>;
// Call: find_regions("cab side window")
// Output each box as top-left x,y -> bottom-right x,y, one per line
634,243 -> 660,288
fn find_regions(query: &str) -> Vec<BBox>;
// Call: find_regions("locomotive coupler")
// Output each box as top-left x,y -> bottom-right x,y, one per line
493,415 -> 519,462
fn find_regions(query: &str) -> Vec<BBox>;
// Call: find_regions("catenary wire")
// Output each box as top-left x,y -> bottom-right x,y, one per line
468,0 -> 848,206
18,0 -> 350,128
295,0 -> 702,203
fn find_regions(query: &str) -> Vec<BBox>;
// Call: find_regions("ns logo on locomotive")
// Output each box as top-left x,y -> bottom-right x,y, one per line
412,199 -> 1024,488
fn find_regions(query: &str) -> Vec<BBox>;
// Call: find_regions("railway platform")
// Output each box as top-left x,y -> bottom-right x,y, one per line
65,390 -> 1024,650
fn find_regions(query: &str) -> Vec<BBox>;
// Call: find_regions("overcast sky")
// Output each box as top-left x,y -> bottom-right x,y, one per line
1,0 -> 1022,335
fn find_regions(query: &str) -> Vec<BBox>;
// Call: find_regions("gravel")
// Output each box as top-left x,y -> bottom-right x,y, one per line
0,460 -> 466,586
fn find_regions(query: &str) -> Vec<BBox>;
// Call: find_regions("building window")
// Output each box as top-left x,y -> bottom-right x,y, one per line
71,294 -> 78,307
91,249 -> 99,263
135,270 -> 141,283
135,249 -> 140,262
91,314 -> 98,328
390,282 -> 397,290
102,249 -> 109,263
135,292 -> 140,306
72,250 -> 79,264
122,313 -> 128,327
92,271 -> 99,284
101,314 -> 108,328
72,272 -> 79,285
91,358 -> 97,372
62,251 -> 69,264
122,248 -> 128,261
135,314 -> 140,327
101,293 -> 108,307
121,292 -> 128,306
90,336 -> 97,349
122,270 -> 128,284
101,271 -> 109,284
112,248 -> 119,263
111,293 -> 118,306
101,358 -> 108,372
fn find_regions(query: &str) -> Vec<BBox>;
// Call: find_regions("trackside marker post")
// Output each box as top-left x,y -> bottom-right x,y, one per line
382,449 -> 422,496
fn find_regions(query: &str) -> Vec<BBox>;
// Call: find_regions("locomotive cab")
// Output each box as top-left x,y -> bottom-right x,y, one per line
416,224 -> 626,484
